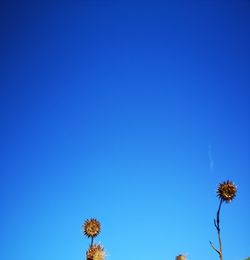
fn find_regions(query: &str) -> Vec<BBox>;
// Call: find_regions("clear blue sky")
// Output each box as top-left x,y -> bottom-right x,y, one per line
0,1 -> 249,259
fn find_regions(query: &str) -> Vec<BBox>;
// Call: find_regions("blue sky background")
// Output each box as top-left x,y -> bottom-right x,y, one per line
0,1 -> 249,259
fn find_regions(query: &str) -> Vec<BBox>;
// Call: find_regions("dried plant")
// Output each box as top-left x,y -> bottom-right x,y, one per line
83,218 -> 101,246
83,218 -> 106,260
176,254 -> 187,260
217,180 -> 237,203
86,244 -> 105,260
210,180 -> 237,260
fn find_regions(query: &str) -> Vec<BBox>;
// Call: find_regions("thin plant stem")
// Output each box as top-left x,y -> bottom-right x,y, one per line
210,199 -> 223,260
217,199 -> 223,259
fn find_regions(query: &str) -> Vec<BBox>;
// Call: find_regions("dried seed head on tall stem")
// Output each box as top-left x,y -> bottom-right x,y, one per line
210,180 -> 237,260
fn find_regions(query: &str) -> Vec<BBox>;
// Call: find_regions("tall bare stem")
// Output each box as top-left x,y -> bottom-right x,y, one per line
210,199 -> 223,260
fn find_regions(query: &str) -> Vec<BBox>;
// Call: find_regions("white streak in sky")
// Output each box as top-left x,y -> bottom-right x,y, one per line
208,145 -> 214,173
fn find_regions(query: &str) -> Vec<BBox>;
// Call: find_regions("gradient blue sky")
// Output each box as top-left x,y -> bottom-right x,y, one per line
0,1 -> 249,260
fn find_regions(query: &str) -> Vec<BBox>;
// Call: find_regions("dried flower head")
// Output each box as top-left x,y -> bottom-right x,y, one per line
86,244 -> 105,260
83,218 -> 101,238
217,180 -> 237,203
176,255 -> 187,260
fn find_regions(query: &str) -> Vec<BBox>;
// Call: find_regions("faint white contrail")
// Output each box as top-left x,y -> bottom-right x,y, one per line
208,144 -> 214,173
